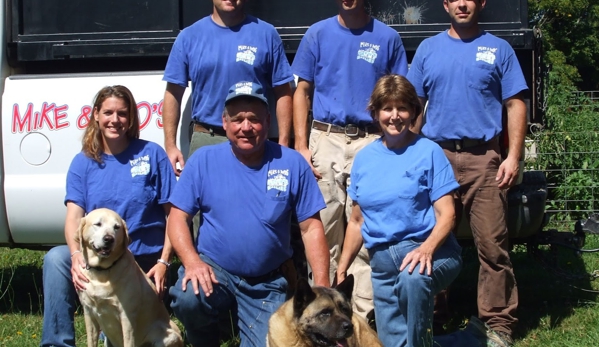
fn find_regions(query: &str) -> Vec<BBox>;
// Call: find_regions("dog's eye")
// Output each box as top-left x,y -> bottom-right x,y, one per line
114,224 -> 121,230
93,222 -> 102,227
318,309 -> 333,318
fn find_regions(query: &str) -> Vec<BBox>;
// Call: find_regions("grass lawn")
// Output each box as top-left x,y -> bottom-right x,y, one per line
2,233 -> 599,346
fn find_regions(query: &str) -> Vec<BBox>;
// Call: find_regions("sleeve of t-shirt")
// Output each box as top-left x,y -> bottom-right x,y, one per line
64,153 -> 87,209
154,146 -> 177,205
429,145 -> 460,202
162,32 -> 190,87
406,41 -> 427,98
500,44 -> 529,100
168,151 -> 202,216
390,34 -> 409,77
269,29 -> 294,87
294,163 -> 326,222
291,29 -> 317,82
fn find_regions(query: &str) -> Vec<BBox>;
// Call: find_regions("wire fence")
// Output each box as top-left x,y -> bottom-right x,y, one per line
571,90 -> 599,106
525,127 -> 599,231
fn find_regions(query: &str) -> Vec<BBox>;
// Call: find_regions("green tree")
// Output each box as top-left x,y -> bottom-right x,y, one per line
529,0 -> 599,90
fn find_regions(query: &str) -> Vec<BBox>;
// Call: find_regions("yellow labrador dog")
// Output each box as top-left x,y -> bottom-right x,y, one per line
75,208 -> 183,347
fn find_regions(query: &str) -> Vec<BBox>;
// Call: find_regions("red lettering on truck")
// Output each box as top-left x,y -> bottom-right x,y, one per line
156,100 -> 164,128
12,103 -> 71,133
54,104 -> 70,130
13,100 -> 164,133
12,103 -> 34,133
38,103 -> 56,130
138,101 -> 152,130
76,106 -> 93,130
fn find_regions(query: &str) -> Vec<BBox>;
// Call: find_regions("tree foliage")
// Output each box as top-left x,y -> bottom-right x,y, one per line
529,0 -> 599,90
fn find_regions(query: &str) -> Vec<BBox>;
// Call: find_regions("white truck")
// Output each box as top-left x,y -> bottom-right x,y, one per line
0,0 -> 543,248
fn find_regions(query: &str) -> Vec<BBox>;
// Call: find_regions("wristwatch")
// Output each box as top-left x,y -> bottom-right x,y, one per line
157,258 -> 171,268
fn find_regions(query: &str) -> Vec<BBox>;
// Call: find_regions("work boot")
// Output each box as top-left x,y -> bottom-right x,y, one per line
464,316 -> 513,347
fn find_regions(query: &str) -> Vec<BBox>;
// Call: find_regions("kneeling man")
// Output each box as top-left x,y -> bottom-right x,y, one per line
167,81 -> 330,347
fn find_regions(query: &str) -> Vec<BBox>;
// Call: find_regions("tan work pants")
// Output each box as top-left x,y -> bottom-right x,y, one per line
309,128 -> 379,318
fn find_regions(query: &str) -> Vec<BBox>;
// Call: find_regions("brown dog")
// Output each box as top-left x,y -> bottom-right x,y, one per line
75,208 -> 183,347
267,274 -> 383,347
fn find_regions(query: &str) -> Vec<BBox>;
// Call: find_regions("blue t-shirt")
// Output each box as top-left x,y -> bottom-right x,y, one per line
65,139 -> 177,256
163,15 -> 294,126
407,31 -> 528,142
348,136 -> 459,248
292,16 -> 408,126
169,141 -> 326,277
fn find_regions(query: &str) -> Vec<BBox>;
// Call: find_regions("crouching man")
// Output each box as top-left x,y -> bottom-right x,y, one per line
166,81 -> 330,347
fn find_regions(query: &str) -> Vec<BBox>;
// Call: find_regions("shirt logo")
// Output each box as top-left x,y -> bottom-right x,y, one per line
267,169 -> 289,193
357,42 -> 380,64
236,45 -> 257,65
476,46 -> 497,65
130,155 -> 150,177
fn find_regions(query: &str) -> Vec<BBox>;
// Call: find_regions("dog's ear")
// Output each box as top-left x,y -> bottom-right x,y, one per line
74,216 -> 86,247
293,278 -> 316,319
121,218 -> 131,246
335,274 -> 354,301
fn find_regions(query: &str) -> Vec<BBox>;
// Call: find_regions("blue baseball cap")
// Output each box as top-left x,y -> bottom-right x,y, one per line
225,81 -> 269,106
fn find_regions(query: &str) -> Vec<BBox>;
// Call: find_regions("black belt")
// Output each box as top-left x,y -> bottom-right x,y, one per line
242,267 -> 281,286
311,120 -> 380,137
193,122 -> 226,137
437,137 -> 498,151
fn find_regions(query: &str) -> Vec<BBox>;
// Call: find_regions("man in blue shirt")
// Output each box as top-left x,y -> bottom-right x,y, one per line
292,0 -> 408,318
167,82 -> 330,347
162,0 -> 293,175
407,1 -> 528,346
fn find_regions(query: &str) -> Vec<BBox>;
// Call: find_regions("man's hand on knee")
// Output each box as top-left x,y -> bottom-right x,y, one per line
182,259 -> 219,296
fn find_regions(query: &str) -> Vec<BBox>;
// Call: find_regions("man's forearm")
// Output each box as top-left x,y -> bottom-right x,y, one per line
274,83 -> 293,146
162,84 -> 185,149
293,82 -> 312,150
300,217 -> 330,287
163,99 -> 180,149
506,97 -> 527,160
167,212 -> 201,267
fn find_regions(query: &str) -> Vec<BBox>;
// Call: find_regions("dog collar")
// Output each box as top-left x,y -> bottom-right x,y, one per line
86,254 -> 123,271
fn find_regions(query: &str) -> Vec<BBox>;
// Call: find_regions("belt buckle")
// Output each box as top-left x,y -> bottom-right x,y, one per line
454,140 -> 463,151
344,124 -> 360,137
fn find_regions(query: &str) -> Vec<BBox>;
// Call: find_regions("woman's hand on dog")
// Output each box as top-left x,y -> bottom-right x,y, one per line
71,252 -> 89,291
181,258 -> 219,296
147,264 -> 168,299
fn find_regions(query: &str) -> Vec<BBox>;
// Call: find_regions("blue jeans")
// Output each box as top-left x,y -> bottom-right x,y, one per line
369,235 -> 462,347
40,245 -> 161,347
170,254 -> 287,347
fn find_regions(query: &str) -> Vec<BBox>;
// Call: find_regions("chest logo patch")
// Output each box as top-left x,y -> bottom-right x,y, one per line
476,46 -> 497,65
267,169 -> 289,193
236,45 -> 257,65
357,42 -> 380,64
130,155 -> 150,177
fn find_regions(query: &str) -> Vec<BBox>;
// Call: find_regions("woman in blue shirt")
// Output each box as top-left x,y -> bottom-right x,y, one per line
41,85 -> 177,347
336,75 -> 462,347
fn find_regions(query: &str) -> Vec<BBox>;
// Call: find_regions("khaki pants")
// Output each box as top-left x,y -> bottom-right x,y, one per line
309,128 -> 379,318
443,141 -> 518,335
